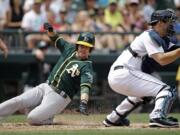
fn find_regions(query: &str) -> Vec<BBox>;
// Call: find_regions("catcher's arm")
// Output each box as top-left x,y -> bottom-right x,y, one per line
151,48 -> 180,66
0,38 -> 8,58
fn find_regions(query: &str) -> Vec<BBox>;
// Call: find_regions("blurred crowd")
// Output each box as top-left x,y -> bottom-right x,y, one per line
0,0 -> 179,53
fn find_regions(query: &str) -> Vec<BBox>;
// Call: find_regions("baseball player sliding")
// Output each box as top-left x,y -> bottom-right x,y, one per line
103,9 -> 180,128
0,23 -> 95,125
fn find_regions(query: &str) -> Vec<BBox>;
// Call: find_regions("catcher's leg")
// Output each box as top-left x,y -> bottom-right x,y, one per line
103,96 -> 151,127
149,86 -> 179,127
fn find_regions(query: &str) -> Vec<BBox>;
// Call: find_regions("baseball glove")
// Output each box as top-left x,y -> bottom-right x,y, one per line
77,101 -> 89,115
43,23 -> 53,32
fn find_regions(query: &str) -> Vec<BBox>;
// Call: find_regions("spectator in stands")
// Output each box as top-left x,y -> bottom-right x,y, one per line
84,0 -> 98,20
56,8 -> 71,41
5,0 -> 24,29
94,8 -> 124,52
118,0 -> 147,47
104,0 -> 124,30
124,0 -> 146,32
71,10 -> 95,43
21,0 -> 46,49
41,0 -> 55,22
48,0 -> 64,15
0,0 -> 9,30
96,0 -> 109,8
0,38 -> 8,58
142,0 -> 156,23
22,0 -> 45,31
56,7 -> 71,31
23,0 -> 34,13
102,0 -> 130,52
60,0 -> 77,24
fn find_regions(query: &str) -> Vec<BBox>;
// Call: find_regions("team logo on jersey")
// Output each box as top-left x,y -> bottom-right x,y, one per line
66,64 -> 80,77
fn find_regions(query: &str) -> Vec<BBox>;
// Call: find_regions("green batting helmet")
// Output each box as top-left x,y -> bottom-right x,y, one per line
76,32 -> 95,48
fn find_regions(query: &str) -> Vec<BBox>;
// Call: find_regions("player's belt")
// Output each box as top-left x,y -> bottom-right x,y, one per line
49,84 -> 68,98
114,65 -> 124,70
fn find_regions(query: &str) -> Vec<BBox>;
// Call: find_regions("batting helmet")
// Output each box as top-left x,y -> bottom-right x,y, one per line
76,32 -> 95,48
148,9 -> 177,25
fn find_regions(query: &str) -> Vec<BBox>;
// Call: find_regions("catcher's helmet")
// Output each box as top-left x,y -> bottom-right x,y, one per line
148,9 -> 177,25
76,32 -> 95,48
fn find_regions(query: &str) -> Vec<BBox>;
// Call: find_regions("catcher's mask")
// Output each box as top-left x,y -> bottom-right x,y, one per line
149,9 -> 178,36
76,32 -> 95,52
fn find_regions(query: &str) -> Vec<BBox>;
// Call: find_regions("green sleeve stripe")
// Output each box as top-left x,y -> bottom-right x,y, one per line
55,36 -> 63,48
80,83 -> 91,88
80,86 -> 90,94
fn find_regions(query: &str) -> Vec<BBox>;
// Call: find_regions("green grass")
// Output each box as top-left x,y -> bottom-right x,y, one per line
1,130 -> 180,135
0,113 -> 180,135
1,129 -> 180,135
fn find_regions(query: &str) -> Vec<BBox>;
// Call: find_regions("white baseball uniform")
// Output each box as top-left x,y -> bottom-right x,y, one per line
106,29 -> 174,123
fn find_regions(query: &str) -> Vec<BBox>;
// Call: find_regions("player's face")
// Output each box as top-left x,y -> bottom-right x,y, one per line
159,21 -> 171,36
77,45 -> 91,59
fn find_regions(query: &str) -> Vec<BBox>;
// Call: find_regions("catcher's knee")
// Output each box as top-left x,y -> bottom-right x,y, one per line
156,86 -> 177,101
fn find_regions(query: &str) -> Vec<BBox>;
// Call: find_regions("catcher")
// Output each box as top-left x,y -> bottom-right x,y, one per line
0,38 -> 8,58
0,23 -> 95,125
103,9 -> 180,128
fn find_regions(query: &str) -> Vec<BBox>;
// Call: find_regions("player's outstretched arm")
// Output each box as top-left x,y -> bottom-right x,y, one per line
78,86 -> 90,115
0,38 -> 8,58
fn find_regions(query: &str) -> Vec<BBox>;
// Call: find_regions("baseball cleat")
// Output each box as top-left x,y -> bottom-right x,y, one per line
103,118 -> 130,127
167,116 -> 178,123
149,117 -> 179,128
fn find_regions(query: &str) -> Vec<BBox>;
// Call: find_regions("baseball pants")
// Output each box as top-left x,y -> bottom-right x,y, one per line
107,66 -> 169,122
0,83 -> 71,125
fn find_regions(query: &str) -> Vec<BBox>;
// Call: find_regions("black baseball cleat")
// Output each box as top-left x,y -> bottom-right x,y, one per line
103,118 -> 130,127
149,117 -> 179,128
167,116 -> 178,123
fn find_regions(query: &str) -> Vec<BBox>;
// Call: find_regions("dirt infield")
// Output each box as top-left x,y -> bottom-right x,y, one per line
0,114 -> 180,132
0,121 -> 180,132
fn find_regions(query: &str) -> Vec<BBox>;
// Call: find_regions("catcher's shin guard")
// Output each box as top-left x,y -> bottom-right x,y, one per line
150,86 -> 177,119
115,97 -> 152,118
105,96 -> 151,126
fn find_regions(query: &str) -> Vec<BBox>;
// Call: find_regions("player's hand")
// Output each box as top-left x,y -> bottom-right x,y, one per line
0,39 -> 8,59
43,23 -> 53,32
79,101 -> 88,115
33,49 -> 45,61
3,47 -> 8,59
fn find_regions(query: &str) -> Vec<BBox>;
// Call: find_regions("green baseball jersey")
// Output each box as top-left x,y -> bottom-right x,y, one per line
47,37 -> 93,99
